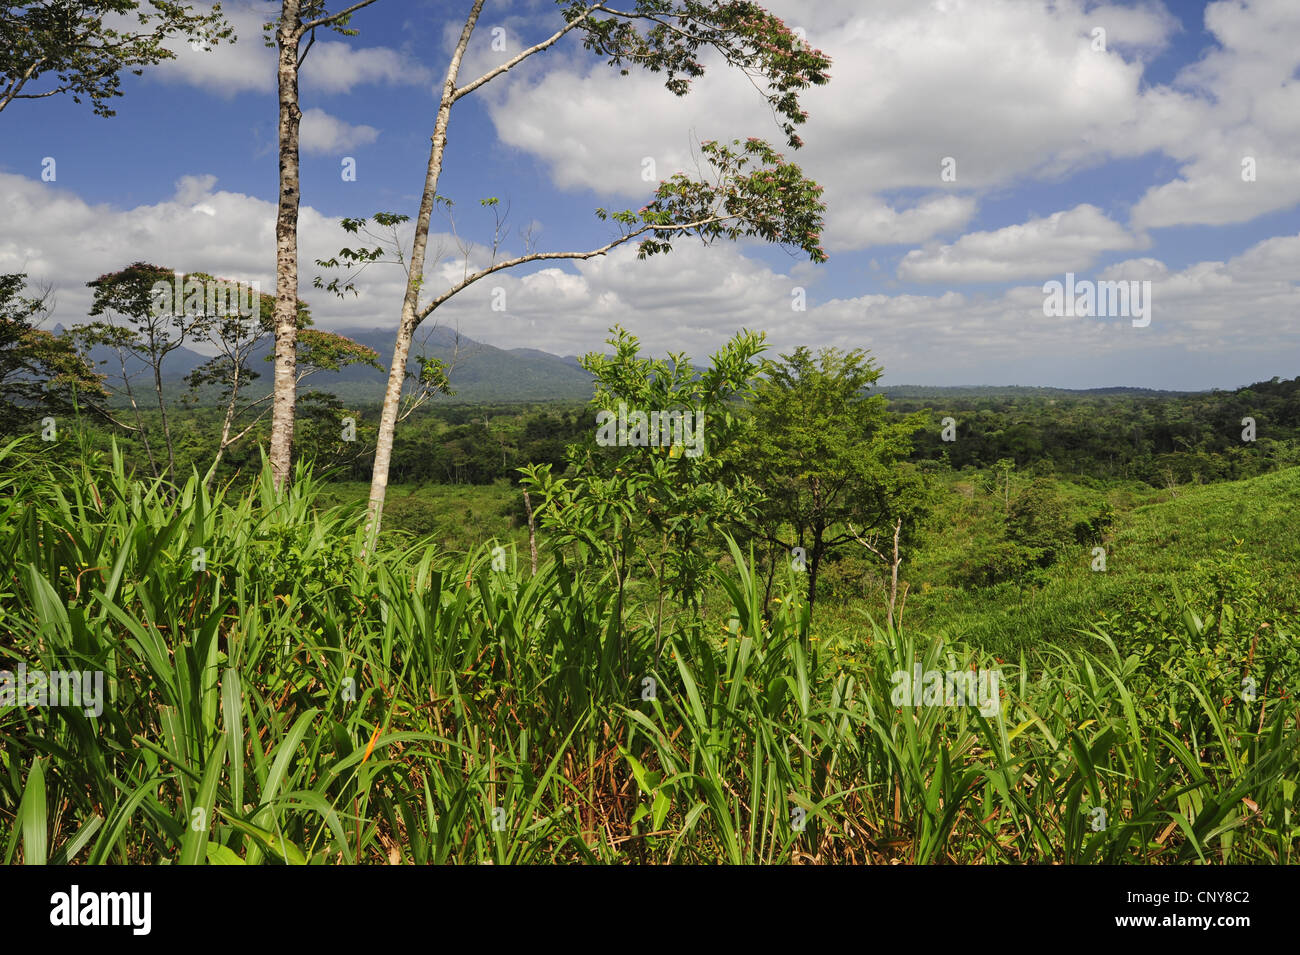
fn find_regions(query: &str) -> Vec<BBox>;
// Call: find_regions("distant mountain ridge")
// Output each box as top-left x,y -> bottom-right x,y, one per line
79,325 -> 596,404
874,384 -> 1201,398
72,324 -> 1223,405
306,326 -> 595,403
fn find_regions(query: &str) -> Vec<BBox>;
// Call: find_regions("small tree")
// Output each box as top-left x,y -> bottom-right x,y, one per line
520,325 -> 766,652
0,1 -> 231,117
1005,477 -> 1074,571
734,346 -> 932,610
182,276 -> 381,484
84,262 -> 199,479
0,272 -> 103,436
991,456 -> 1015,513
70,320 -> 160,473
181,274 -> 279,480
79,264 -> 378,483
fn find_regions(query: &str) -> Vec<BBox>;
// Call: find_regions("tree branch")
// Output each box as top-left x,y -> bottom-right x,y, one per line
452,7 -> 596,103
297,28 -> 316,67
300,0 -> 384,32
225,407 -> 274,447
0,58 -> 46,112
417,215 -> 734,320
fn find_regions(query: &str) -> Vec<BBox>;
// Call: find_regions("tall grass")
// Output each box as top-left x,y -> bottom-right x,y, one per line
1,440 -> 1296,863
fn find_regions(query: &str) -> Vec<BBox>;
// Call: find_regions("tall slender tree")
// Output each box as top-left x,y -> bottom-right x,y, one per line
267,0 -> 382,489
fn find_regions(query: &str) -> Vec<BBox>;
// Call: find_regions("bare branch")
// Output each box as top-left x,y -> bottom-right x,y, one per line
418,214 -> 735,320
297,28 -> 317,67
85,403 -> 141,432
225,404 -> 276,446
300,0 -> 384,33
452,7 -> 596,103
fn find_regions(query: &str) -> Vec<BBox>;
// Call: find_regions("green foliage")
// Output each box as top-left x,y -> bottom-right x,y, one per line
631,138 -> 828,262
0,445 -> 1295,864
522,326 -> 766,626
1094,548 -> 1300,713
900,379 -> 1300,486
313,212 -> 411,299
73,262 -> 377,483
733,345 -> 932,604
0,273 -> 104,433
905,466 -> 1300,657
1006,477 -> 1076,569
0,1 -> 232,117
559,0 -> 831,149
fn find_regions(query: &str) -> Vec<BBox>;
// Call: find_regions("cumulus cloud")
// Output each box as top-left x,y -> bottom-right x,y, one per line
478,0 -> 1300,254
839,196 -> 978,249
5,0 -> 1299,391
147,2 -> 276,96
299,108 -> 379,155
1,168 -> 1295,387
482,0 -> 1190,252
1129,0 -> 1300,227
148,1 -> 431,96
300,42 -> 433,95
897,205 -> 1146,282
0,171 -> 400,334
413,230 -> 1299,386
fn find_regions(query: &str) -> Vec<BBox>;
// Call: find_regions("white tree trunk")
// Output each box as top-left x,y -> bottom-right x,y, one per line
365,0 -> 486,546
270,0 -> 303,489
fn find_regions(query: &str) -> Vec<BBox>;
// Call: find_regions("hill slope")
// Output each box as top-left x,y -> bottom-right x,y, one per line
900,466 -> 1300,654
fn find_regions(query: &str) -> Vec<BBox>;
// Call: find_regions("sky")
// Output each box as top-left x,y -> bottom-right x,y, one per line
1,0 -> 1297,390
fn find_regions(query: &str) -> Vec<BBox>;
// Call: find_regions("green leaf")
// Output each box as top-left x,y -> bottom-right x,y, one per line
18,758 -> 47,865
180,736 -> 227,866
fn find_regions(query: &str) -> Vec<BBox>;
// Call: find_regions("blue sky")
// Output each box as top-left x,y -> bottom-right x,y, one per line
1,0 -> 1297,389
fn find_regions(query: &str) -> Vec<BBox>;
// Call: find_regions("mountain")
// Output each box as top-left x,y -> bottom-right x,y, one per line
75,326 -> 1219,407
311,326 -> 595,403
78,337 -> 211,384
78,325 -> 595,405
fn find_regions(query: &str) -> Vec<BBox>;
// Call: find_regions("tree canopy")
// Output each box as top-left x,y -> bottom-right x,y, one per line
0,1 -> 231,117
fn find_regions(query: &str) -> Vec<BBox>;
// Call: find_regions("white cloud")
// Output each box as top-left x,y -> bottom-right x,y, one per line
299,108 -> 379,155
148,1 -> 431,96
0,171 -> 511,354
897,205 -> 1146,282
300,42 -> 433,95
482,0 -> 1184,252
148,2 -> 276,96
839,196 -> 978,248
414,229 -> 1299,383
1129,0 -> 1300,227
1096,257 -> 1168,282
478,0 -> 1300,253
0,166 -> 1293,389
